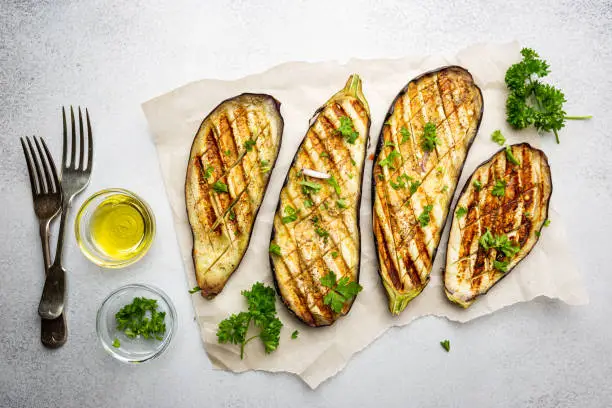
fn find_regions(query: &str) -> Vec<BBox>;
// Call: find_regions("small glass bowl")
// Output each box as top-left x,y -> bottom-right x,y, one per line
96,284 -> 177,363
75,188 -> 155,268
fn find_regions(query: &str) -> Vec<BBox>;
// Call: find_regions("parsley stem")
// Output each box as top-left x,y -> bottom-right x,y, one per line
240,334 -> 260,359
553,129 -> 560,144
565,115 -> 592,120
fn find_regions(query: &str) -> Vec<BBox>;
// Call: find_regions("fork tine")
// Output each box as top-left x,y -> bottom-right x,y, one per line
39,137 -> 60,194
26,136 -> 47,193
86,108 -> 93,171
78,107 -> 85,170
62,107 -> 67,169
33,137 -> 54,193
70,106 -> 76,169
21,137 -> 40,196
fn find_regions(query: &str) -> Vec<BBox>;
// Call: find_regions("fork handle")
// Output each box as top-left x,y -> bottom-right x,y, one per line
39,220 -> 67,348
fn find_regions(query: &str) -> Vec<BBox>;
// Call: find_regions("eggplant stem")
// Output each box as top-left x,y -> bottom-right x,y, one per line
565,115 -> 592,120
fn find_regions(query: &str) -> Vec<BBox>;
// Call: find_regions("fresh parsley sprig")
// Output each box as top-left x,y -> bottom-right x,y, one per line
216,282 -> 283,359
320,271 -> 362,313
505,48 -> 591,144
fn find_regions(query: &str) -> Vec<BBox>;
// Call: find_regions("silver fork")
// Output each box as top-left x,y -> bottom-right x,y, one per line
38,107 -> 93,320
21,136 -> 68,347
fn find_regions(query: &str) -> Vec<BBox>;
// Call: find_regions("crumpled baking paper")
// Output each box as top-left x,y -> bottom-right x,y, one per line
142,42 -> 588,389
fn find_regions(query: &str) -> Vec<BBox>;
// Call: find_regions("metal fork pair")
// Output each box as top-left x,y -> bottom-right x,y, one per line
21,107 -> 93,346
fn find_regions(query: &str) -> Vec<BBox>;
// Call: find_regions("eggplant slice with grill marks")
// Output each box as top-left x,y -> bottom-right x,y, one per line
270,75 -> 370,327
372,66 -> 484,315
445,143 -> 552,308
185,94 -> 283,298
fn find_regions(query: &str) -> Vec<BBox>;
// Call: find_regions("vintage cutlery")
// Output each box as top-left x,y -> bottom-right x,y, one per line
20,136 -> 68,347
38,107 -> 93,320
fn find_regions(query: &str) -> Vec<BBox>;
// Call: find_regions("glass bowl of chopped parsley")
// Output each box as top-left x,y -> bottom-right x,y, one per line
96,284 -> 177,363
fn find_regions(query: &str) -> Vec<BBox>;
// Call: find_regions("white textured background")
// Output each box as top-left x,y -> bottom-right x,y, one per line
0,1 -> 610,407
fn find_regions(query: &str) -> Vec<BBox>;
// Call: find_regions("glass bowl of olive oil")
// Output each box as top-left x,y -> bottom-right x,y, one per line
75,188 -> 155,268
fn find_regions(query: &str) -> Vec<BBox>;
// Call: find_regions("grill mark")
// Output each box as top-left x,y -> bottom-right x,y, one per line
274,252 -> 316,325
374,216 -> 402,289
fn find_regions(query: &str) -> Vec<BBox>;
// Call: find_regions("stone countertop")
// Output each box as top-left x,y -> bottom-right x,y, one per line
1,1 -> 611,407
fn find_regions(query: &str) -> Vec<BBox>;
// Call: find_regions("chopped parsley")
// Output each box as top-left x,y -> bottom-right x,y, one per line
315,226 -> 329,240
535,231 -> 541,237
400,126 -> 411,144
269,243 -> 281,256
493,259 -> 510,273
320,271 -> 363,313
203,165 -> 214,179
281,206 -> 298,224
291,330 -> 299,339
479,229 -> 520,257
299,180 -> 322,195
115,297 -> 166,341
421,122 -> 438,152
228,209 -> 236,221
350,158 -> 356,166
224,149 -> 231,157
440,339 -> 450,352
189,286 -> 201,294
473,180 -> 483,191
327,176 -> 341,195
260,160 -> 271,173
336,199 -> 348,209
505,146 -> 521,166
331,251 -> 339,258
384,141 -> 396,147
544,219 -> 551,227
441,185 -> 449,193
379,149 -> 401,169
303,199 -> 314,208
320,152 -> 329,158
244,139 -> 256,152
409,181 -> 421,196
491,130 -> 506,145
337,116 -> 359,144
112,338 -> 120,348
212,181 -> 228,193
455,206 -> 468,218
418,205 -> 433,227
389,174 -> 413,190
492,180 -> 507,197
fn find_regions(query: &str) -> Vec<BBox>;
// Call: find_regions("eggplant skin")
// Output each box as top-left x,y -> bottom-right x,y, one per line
185,93 -> 283,298
445,143 -> 552,308
372,66 -> 484,315
270,75 -> 370,327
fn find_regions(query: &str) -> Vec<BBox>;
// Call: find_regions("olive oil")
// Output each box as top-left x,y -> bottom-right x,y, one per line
90,194 -> 149,260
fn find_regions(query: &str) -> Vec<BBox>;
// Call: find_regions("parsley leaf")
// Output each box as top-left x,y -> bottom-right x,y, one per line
244,139 -> 256,152
456,206 -> 468,218
212,181 -> 228,193
281,206 -> 298,224
217,282 -> 283,359
421,122 -> 438,152
505,47 -> 591,143
269,243 -> 281,256
544,219 -> 551,227
505,146 -> 521,166
291,330 -> 299,339
315,226 -> 329,239
384,141 -> 396,147
479,229 -> 520,258
303,199 -> 313,208
260,160 -> 271,173
115,297 -> 167,341
418,205 -> 433,227
379,149 -> 401,169
299,180 -> 322,195
409,181 -> 421,196
112,338 -> 120,348
473,180 -> 483,191
492,180 -> 507,197
493,259 -> 510,273
331,251 -> 339,258
389,174 -> 412,190
189,286 -> 201,294
491,130 -> 506,146
320,152 -> 329,158
224,149 -> 231,157
337,116 -> 359,144
203,165 -> 214,179
400,126 -> 411,144
440,340 -> 450,352
327,176 -> 341,195
320,271 -> 363,313
336,199 -> 348,209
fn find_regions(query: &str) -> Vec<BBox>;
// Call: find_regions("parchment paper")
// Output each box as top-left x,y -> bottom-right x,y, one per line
142,42 -> 588,389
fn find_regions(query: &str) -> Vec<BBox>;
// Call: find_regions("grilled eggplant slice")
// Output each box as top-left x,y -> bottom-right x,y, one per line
372,66 -> 484,315
445,143 -> 552,308
270,75 -> 370,327
185,93 -> 283,297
